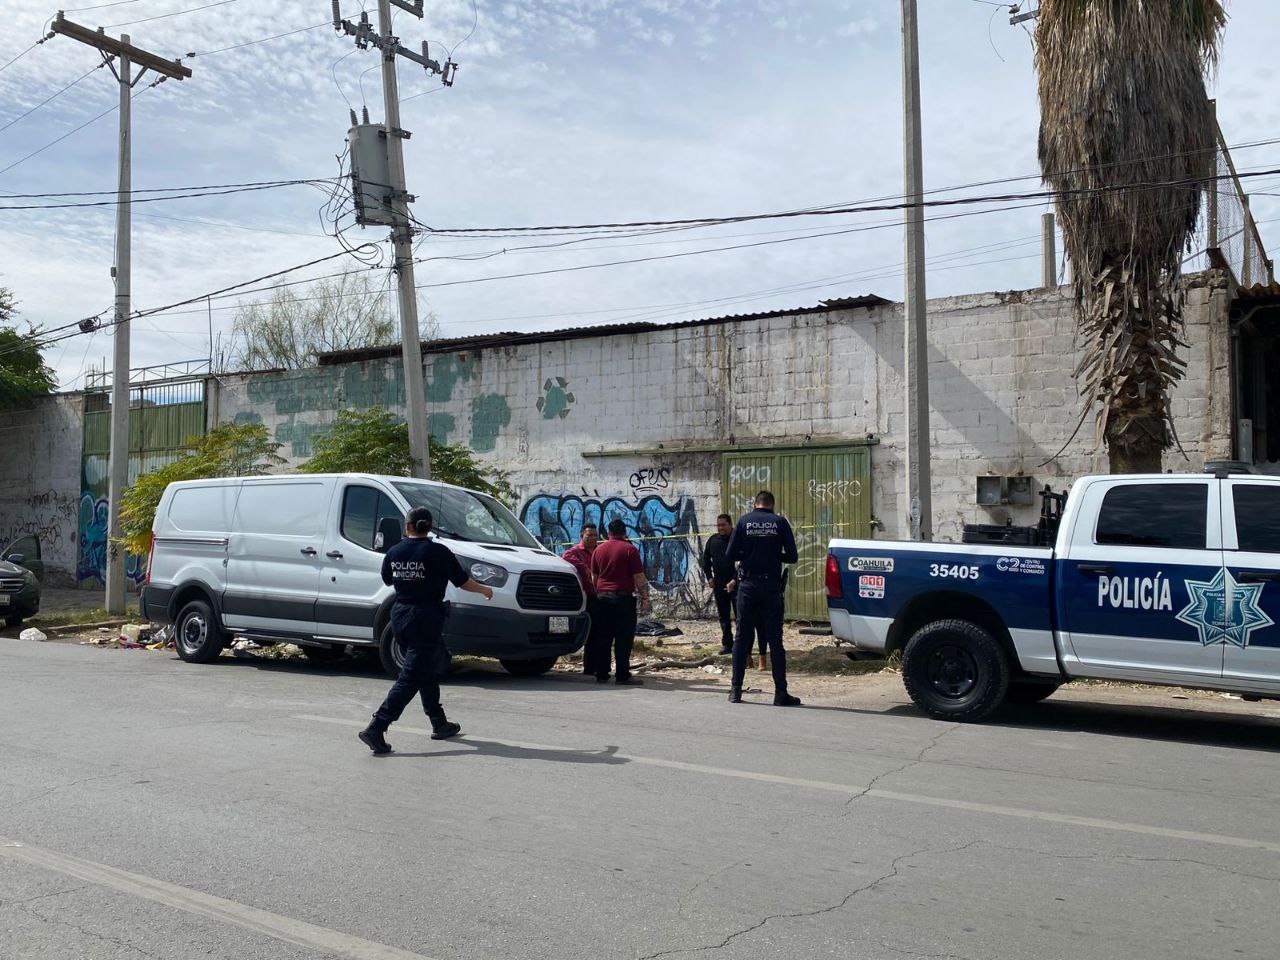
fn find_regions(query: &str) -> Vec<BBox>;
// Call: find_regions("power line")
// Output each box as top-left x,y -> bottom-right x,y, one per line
420,166 -> 1280,237
0,178 -> 335,211
0,176 -> 331,199
105,0 -> 239,29
185,22 -> 330,58
0,40 -> 42,75
0,245 -> 383,363
0,63 -> 105,136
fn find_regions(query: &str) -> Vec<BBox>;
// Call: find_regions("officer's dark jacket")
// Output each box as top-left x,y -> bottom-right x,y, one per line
701,533 -> 736,585
724,508 -> 798,579
381,536 -> 468,605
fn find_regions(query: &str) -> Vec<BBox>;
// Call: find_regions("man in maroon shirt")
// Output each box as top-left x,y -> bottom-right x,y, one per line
589,518 -> 651,685
562,523 -> 601,676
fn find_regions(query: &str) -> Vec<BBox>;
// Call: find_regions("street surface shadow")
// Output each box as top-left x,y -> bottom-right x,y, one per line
381,738 -> 630,766
803,699 -> 1280,753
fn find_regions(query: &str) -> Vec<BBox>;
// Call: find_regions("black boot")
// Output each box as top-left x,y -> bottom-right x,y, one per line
429,713 -> 462,740
728,686 -> 742,704
359,725 -> 392,754
773,691 -> 802,707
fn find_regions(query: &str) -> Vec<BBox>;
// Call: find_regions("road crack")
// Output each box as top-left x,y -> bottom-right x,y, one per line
844,723 -> 960,813
639,840 -> 979,960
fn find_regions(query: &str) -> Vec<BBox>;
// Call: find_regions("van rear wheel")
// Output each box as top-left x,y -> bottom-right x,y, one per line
500,656 -> 558,678
174,599 -> 225,664
901,619 -> 1010,722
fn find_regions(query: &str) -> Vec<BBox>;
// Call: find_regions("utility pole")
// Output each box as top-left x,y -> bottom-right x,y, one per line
51,15 -> 191,613
1041,212 -> 1057,288
332,0 -> 456,480
900,0 -> 932,542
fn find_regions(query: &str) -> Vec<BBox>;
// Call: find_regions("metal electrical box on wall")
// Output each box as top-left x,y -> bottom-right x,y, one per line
348,124 -> 394,227
975,475 -> 1036,506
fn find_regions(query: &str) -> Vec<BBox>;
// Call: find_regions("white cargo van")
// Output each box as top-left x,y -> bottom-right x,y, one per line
140,474 -> 588,677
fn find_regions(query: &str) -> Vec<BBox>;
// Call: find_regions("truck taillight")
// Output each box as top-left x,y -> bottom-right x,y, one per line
143,532 -> 155,586
825,554 -> 842,599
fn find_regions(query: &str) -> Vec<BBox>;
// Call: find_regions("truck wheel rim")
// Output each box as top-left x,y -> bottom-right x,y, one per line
180,614 -> 207,654
927,644 -> 978,699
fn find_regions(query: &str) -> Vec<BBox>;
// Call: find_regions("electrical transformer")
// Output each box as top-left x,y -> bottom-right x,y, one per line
348,123 -> 395,227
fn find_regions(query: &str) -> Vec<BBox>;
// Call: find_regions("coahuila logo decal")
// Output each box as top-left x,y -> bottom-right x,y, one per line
1175,569 -> 1275,649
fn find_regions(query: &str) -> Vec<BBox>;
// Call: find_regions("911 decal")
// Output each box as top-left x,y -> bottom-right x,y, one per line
858,575 -> 886,599
930,563 -> 979,580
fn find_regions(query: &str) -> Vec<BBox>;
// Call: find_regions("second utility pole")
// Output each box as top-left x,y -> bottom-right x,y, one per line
900,0 -> 933,542
377,0 -> 430,480
51,14 -> 191,612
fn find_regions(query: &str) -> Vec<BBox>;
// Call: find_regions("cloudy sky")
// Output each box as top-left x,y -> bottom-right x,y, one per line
1,0 -> 1277,388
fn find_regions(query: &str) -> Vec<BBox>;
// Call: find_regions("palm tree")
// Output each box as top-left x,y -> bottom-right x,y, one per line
1036,0 -> 1227,473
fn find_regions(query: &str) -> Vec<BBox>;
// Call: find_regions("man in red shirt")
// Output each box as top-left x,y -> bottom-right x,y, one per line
589,518 -> 651,685
562,523 -> 601,676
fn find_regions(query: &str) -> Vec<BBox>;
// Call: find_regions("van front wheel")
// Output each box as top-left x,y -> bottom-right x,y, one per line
175,599 -> 225,664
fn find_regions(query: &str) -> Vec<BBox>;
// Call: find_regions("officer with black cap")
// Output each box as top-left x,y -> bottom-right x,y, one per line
359,506 -> 494,755
725,490 -> 801,706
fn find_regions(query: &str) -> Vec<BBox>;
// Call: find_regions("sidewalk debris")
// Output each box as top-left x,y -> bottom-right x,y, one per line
19,628 -> 47,642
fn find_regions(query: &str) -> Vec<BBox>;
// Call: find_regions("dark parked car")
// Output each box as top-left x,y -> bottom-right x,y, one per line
1,536 -> 41,628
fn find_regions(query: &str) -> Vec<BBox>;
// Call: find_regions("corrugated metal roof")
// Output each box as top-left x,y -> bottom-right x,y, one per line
1238,281 -> 1280,299
316,294 -> 892,366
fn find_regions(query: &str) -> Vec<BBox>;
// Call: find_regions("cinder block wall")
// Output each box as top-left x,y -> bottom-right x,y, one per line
0,275 -> 1232,589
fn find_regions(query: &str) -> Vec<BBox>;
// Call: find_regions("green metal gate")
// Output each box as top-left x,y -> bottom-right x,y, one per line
722,447 -> 871,620
80,378 -> 207,586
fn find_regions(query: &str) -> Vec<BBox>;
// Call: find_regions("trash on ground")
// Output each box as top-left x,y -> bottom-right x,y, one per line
19,628 -> 47,642
701,664 -> 724,675
635,620 -> 683,637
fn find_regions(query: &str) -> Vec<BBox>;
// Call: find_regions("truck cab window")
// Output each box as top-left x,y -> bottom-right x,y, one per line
1233,485 -> 1280,553
1095,483 -> 1208,550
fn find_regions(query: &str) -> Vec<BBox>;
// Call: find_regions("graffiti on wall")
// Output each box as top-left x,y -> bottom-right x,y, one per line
519,492 -> 701,595
629,467 -> 671,494
536,377 -> 575,419
1,489 -> 78,549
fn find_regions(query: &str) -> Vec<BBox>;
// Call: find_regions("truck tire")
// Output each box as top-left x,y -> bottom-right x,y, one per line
500,656 -> 558,677
1004,681 -> 1061,705
174,599 -> 226,664
901,619 -> 1010,722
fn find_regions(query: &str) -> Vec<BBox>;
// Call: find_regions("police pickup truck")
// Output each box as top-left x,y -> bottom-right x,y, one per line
825,472 -> 1280,721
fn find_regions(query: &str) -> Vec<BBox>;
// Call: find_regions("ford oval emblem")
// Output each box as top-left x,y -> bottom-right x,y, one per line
548,585 -> 563,596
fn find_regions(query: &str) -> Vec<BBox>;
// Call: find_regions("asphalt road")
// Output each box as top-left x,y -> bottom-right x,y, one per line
3,639 -> 1280,960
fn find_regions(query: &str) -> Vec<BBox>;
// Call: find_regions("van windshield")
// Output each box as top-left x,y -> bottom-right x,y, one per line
392,482 -> 540,549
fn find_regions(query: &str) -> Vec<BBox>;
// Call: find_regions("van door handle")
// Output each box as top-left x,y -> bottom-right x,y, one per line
1238,570 -> 1280,583
300,547 -> 317,557
326,550 -> 344,560
1078,564 -> 1114,576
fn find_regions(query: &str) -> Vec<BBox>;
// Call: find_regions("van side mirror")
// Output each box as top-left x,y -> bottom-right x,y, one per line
375,517 -> 403,553
7,554 -> 24,566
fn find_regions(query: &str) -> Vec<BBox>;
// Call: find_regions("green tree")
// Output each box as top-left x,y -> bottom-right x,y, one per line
119,422 -> 284,555
1036,0 -> 1227,472
300,406 -> 515,504
0,286 -> 56,409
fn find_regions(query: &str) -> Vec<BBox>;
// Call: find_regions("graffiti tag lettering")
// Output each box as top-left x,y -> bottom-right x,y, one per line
628,467 -> 671,494
728,463 -> 771,484
808,478 -> 862,504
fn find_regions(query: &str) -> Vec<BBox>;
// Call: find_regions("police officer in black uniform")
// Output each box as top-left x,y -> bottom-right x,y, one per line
359,507 -> 494,755
725,490 -> 801,706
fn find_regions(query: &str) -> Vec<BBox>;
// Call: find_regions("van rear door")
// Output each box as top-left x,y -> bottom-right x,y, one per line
223,478 -> 336,636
